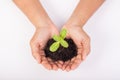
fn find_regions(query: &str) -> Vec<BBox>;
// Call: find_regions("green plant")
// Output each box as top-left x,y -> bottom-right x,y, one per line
50,29 -> 69,52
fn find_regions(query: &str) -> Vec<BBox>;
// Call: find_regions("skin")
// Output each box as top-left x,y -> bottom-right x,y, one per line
13,0 -> 105,71
62,0 -> 105,71
13,0 -> 61,70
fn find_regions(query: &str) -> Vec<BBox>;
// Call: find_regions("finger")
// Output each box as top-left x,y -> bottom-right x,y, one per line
71,62 -> 79,70
47,58 -> 53,62
70,55 -> 82,70
76,54 -> 82,60
65,57 -> 76,71
65,60 -> 73,72
64,57 -> 76,71
57,63 -> 62,68
58,60 -> 64,65
81,40 -> 90,60
47,58 -> 59,70
53,62 -> 59,71
57,60 -> 64,69
65,66 -> 71,72
56,60 -> 64,69
52,64 -> 58,71
42,62 -> 52,70
70,60 -> 81,70
55,61 -> 62,68
71,57 -> 76,62
66,53 -> 82,71
74,56 -> 82,64
62,60 -> 70,71
41,56 -> 48,63
47,58 -> 58,70
41,56 -> 52,70
49,61 -> 58,70
30,43 -> 42,63
32,52 -> 42,63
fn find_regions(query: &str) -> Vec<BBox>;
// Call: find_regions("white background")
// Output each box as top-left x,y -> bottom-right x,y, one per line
0,0 -> 120,80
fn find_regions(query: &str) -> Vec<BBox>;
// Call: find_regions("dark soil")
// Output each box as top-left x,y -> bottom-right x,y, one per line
44,38 -> 77,62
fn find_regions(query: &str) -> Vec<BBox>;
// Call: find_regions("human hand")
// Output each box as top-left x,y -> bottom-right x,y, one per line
62,25 -> 90,71
30,25 -> 62,70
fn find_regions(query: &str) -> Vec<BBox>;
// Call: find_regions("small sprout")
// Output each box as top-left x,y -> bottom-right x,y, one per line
53,35 -> 61,42
60,29 -> 67,39
49,29 -> 69,52
50,42 -> 60,52
60,39 -> 68,48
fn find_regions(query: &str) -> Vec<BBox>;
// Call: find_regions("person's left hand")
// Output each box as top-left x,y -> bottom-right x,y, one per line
61,25 -> 91,71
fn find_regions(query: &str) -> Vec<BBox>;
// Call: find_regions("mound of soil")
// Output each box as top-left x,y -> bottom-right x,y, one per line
44,38 -> 77,62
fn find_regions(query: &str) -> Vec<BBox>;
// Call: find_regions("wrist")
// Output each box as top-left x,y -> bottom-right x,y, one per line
65,18 -> 86,28
35,19 -> 55,29
35,23 -> 56,31
64,22 -> 84,29
63,24 -> 84,34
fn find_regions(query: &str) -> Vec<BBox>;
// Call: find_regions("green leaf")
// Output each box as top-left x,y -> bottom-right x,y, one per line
60,39 -> 69,48
49,42 -> 60,52
60,29 -> 67,39
53,35 -> 61,42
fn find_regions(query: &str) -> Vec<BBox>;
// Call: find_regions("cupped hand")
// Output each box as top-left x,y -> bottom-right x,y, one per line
30,25 -> 61,70
62,25 -> 91,71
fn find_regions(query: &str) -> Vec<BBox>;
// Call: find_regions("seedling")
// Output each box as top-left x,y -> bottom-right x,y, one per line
44,29 -> 77,61
49,29 -> 69,52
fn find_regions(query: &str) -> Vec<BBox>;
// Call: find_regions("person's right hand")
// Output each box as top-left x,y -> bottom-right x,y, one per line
30,25 -> 60,70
